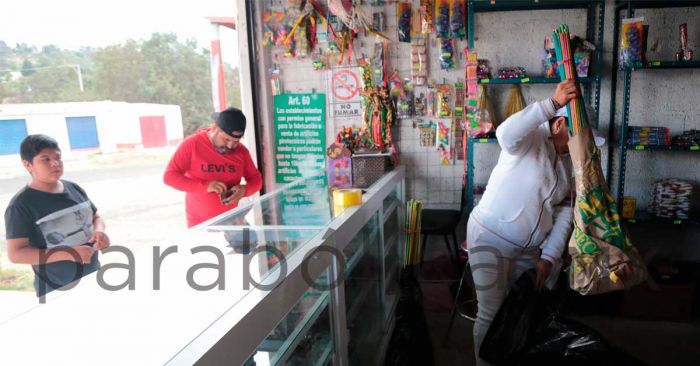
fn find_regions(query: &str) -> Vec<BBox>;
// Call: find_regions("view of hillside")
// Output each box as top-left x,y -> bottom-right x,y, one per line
0,33 -> 241,135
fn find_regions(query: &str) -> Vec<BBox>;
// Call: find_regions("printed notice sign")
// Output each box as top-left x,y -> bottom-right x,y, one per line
274,93 -> 326,183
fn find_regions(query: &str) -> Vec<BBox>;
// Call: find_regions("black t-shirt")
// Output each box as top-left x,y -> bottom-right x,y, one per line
4,180 -> 100,296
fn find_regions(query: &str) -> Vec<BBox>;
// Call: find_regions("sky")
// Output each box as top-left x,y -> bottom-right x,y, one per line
0,0 -> 240,66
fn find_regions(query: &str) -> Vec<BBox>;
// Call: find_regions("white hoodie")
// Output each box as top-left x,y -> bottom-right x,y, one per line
472,98 -> 573,263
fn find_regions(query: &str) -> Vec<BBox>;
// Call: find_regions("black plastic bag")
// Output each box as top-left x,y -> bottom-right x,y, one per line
480,270 -> 647,366
384,266 -> 435,366
479,270 -> 550,365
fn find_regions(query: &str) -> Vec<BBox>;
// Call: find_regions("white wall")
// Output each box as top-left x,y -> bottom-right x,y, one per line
0,101 -> 184,154
250,1 -> 700,257
251,3 -> 700,208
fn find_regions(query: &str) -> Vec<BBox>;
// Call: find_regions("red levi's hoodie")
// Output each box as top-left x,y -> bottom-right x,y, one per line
163,128 -> 263,227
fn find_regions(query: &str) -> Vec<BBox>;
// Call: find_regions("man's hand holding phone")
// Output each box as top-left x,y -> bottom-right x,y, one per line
220,185 -> 246,205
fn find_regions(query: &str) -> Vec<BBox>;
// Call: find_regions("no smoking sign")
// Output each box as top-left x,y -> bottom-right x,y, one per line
327,66 -> 362,118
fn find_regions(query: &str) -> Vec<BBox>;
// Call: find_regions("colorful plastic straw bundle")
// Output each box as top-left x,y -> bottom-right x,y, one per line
404,199 -> 423,267
553,24 -> 588,136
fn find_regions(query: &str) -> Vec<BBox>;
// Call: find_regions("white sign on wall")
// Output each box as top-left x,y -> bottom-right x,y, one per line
327,66 -> 362,119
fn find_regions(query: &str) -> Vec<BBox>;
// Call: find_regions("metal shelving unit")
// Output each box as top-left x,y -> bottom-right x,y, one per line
477,76 -> 599,84
466,0 -> 606,213
624,212 -> 700,226
610,1 -> 700,215
626,144 -> 700,152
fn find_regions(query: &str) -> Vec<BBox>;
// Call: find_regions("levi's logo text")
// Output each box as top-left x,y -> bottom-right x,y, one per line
201,164 -> 236,173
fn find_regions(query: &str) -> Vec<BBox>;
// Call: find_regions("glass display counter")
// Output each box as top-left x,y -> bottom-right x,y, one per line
0,167 -> 405,366
199,167 -> 405,365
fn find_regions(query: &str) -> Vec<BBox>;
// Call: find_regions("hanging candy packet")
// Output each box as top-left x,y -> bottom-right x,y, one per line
419,121 -> 436,147
619,17 -> 647,69
263,12 -> 276,46
294,25 -> 310,58
277,13 -> 293,46
439,38 -> 456,69
312,53 -> 328,70
450,0 -> 466,39
373,11 -> 386,32
420,0 -> 434,34
358,58 -> 374,89
435,0 -> 450,38
270,75 -> 282,96
465,49 -> 480,135
454,117 -> 465,160
504,84 -> 526,121
473,85 -> 496,136
388,70 -> 405,98
414,93 -> 427,116
397,1 -> 412,43
437,120 -> 452,165
372,41 -> 387,88
437,84 -> 452,117
426,88 -> 437,117
454,81 -> 465,117
411,36 -> 428,86
396,90 -> 414,120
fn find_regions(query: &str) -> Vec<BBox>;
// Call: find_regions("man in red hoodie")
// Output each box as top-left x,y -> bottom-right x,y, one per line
164,107 -> 263,227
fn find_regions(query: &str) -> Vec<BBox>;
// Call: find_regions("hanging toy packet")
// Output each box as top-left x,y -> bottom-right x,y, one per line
420,0 -> 435,34
435,0 -> 450,38
450,0 -> 466,39
619,17 -> 647,69
398,1 -> 412,43
439,38 -> 456,69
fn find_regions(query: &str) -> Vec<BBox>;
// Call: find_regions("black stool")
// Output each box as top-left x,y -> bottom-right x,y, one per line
444,241 -> 477,346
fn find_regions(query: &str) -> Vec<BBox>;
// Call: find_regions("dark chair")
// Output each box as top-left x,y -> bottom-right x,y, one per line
420,184 -> 467,267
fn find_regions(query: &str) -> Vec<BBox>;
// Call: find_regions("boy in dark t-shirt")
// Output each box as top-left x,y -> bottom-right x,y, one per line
4,134 -> 110,297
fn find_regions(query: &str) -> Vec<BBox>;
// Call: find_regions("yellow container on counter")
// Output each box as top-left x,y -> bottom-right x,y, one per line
332,188 -> 363,207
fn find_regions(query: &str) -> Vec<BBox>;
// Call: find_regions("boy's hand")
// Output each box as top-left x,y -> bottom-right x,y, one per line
74,245 -> 96,264
551,79 -> 580,108
90,230 -> 110,250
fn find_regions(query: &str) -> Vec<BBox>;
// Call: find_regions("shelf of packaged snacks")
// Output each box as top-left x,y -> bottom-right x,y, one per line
625,144 -> 700,151
477,76 -> 599,85
471,0 -> 595,12
623,213 -> 700,226
629,60 -> 700,70
615,1 -> 700,10
268,293 -> 330,365
611,1 -> 700,206
466,1 -> 605,216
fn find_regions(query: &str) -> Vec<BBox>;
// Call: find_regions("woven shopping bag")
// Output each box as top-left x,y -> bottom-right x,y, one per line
567,126 -> 648,295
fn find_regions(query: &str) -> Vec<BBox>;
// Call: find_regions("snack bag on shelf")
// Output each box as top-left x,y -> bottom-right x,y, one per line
619,17 -> 647,69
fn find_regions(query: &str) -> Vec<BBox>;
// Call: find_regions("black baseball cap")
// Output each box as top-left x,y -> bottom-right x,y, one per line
211,107 -> 246,138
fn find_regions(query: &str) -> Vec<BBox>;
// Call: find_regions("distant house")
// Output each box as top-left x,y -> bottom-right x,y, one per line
0,101 -> 183,156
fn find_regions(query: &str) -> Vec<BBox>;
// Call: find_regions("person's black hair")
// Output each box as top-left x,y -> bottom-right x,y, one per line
548,116 -> 569,126
20,134 -> 61,162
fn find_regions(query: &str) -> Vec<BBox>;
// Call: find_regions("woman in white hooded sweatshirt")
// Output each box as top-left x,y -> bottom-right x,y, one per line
467,80 -> 581,366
